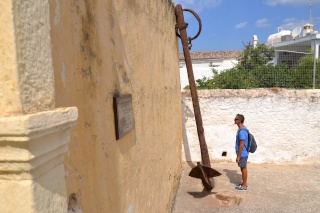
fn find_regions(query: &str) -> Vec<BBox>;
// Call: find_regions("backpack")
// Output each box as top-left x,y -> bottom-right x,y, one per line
244,129 -> 257,153
238,128 -> 257,153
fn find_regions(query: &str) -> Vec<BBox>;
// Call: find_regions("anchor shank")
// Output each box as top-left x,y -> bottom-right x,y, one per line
175,4 -> 210,167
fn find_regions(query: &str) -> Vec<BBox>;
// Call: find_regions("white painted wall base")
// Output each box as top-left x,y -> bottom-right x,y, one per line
182,89 -> 320,164
0,107 -> 78,212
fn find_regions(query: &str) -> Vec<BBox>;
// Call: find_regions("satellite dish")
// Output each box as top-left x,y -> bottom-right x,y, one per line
291,26 -> 302,38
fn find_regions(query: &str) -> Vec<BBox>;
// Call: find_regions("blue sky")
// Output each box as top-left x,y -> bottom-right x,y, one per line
172,0 -> 320,51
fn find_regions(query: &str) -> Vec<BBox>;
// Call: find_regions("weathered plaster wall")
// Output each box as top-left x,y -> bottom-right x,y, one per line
0,0 -> 21,117
49,0 -> 181,212
182,89 -> 320,164
0,0 -> 78,212
0,0 -> 55,117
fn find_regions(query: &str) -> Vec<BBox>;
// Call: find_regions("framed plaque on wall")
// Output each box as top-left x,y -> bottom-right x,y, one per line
113,94 -> 135,140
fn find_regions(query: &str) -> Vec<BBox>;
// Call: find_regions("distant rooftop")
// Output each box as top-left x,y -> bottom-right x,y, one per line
179,50 -> 243,61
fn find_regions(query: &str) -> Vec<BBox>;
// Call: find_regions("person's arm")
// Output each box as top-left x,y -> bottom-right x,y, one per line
236,140 -> 245,162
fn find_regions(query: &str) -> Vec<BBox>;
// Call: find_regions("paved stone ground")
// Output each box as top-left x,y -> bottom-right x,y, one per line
171,161 -> 320,213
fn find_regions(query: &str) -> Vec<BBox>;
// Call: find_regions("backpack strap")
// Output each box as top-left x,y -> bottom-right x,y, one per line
238,128 -> 249,150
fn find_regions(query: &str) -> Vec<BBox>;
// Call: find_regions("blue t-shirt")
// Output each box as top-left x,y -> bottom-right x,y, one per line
235,126 -> 249,157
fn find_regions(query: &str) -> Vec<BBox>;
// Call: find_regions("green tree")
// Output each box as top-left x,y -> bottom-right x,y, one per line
294,54 -> 320,89
194,68 -> 258,89
251,64 -> 295,88
192,42 -> 276,89
184,42 -> 318,89
236,42 -> 274,71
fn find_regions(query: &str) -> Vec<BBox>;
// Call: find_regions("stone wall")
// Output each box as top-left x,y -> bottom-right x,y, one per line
50,0 -> 182,212
182,89 -> 320,164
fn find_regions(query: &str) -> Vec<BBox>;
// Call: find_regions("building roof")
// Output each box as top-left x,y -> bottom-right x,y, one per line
179,50 -> 243,61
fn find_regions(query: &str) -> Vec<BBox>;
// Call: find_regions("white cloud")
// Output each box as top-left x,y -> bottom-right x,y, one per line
280,18 -> 308,30
235,22 -> 247,29
273,17 -> 320,33
255,18 -> 271,28
265,0 -> 320,6
172,0 -> 222,12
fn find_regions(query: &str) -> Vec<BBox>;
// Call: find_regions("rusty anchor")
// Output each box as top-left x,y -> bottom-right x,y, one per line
175,4 -> 221,191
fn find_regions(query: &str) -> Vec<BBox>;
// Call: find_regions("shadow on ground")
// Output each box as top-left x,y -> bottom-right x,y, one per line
187,190 -> 216,198
223,169 -> 242,185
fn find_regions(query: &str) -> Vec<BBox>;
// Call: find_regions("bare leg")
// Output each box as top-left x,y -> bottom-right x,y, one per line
241,167 -> 247,188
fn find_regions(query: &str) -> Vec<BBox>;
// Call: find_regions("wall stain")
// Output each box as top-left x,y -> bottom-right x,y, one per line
109,14 -> 115,29
270,87 -> 281,93
78,0 -> 102,100
122,72 -> 130,84
81,67 -> 92,79
84,122 -> 91,128
68,193 -> 84,213
309,96 -> 319,103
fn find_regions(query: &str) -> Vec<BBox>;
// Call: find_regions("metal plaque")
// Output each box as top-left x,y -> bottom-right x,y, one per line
113,94 -> 135,140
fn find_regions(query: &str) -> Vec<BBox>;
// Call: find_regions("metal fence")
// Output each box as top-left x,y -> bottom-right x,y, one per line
192,42 -> 320,90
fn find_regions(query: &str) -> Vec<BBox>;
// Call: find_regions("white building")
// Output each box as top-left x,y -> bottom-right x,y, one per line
179,50 -> 242,88
267,24 -> 320,67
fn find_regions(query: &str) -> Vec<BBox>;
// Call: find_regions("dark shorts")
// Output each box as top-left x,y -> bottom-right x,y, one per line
238,157 -> 248,168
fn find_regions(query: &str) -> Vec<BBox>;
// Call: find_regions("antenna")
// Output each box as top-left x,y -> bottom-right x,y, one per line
310,0 -> 313,24
291,26 -> 302,39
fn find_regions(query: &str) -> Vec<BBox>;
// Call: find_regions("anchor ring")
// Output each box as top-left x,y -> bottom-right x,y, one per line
176,8 -> 202,41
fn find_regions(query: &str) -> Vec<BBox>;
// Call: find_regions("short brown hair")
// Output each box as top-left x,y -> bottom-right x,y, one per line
236,114 -> 245,123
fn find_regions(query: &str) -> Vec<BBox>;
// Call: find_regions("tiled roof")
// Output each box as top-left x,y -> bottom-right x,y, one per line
179,50 -> 243,60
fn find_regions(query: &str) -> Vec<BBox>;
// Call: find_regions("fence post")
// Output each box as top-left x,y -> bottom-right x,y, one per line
313,40 -> 316,89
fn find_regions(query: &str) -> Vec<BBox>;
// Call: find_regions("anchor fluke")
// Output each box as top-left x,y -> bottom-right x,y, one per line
189,162 -> 222,179
189,162 -> 222,191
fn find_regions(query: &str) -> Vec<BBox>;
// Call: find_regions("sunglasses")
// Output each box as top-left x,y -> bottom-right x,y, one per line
234,118 -> 240,121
